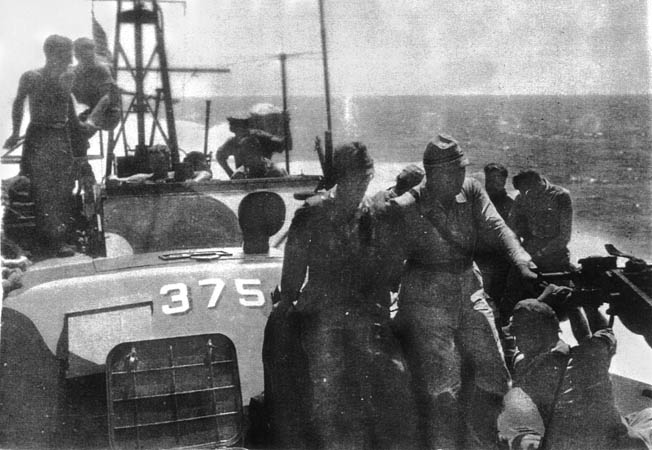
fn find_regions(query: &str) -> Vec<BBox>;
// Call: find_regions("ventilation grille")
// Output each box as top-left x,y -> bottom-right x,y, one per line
106,334 -> 243,449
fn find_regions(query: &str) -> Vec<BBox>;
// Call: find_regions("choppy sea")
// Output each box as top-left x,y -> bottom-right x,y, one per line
176,94 -> 652,257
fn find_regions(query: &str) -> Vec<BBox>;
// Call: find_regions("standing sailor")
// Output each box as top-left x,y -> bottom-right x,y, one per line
387,135 -> 538,449
272,142 -> 417,450
70,37 -> 119,190
476,162 -> 515,325
508,169 -> 572,273
504,169 -> 573,320
3,35 -> 89,257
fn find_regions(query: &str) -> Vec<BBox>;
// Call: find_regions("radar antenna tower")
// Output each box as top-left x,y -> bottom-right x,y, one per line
106,0 -> 229,178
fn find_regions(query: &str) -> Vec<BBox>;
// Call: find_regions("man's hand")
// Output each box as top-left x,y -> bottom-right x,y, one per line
516,261 -> 539,281
81,121 -> 100,135
537,284 -> 572,308
3,135 -> 21,149
273,298 -> 299,319
513,433 -> 541,450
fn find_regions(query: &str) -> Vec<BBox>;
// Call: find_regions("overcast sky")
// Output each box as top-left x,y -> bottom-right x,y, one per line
0,0 -> 649,107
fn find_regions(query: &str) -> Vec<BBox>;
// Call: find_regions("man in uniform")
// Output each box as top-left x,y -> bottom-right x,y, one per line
476,163 -> 515,325
267,142 -> 417,450
387,135 -> 537,449
371,163 -> 424,204
504,169 -> 573,316
484,163 -> 513,221
215,116 -> 287,179
508,169 -> 572,272
499,290 -> 652,450
3,35 -> 87,257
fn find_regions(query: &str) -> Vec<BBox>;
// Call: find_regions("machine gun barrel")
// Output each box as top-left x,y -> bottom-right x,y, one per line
538,270 -> 579,284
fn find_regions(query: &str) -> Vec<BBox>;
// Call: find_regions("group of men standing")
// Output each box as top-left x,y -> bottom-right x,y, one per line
264,135 -> 652,449
3,35 -> 118,257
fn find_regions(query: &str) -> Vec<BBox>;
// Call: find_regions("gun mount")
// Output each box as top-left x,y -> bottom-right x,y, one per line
539,244 -> 652,348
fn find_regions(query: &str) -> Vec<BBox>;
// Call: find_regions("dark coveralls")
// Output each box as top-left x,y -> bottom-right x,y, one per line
504,330 -> 652,450
270,190 -> 417,450
387,179 -> 531,449
475,190 -> 514,317
504,179 -> 573,314
19,70 -> 74,250
508,178 -> 572,272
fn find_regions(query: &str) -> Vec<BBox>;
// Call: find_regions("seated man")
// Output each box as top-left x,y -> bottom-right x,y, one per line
499,287 -> 652,450
182,151 -> 213,183
215,116 -> 287,179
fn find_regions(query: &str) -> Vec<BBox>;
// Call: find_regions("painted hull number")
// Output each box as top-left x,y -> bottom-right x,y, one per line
160,278 -> 265,315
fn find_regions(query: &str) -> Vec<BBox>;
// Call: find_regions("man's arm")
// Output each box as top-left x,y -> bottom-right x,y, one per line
538,284 -> 592,341
508,195 -> 529,240
96,63 -> 117,98
472,181 -> 536,277
215,139 -> 235,178
4,72 -> 32,149
250,129 -> 285,155
535,192 -> 572,259
280,206 -> 311,305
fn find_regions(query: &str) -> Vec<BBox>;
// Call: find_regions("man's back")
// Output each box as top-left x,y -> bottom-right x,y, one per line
510,179 -> 571,246
509,177 -> 572,271
72,61 -> 114,108
24,69 -> 72,125
514,330 -> 627,449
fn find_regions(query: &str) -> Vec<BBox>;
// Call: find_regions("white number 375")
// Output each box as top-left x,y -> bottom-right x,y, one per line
160,278 -> 265,315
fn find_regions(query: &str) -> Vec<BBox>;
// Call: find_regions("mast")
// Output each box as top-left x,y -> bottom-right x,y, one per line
133,0 -> 147,151
107,0 -> 229,177
203,100 -> 211,156
318,0 -> 333,176
280,53 -> 291,174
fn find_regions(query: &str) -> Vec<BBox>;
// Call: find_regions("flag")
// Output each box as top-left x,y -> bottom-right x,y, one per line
92,13 -> 112,63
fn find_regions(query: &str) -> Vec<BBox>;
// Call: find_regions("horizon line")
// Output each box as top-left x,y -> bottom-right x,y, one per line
180,92 -> 652,99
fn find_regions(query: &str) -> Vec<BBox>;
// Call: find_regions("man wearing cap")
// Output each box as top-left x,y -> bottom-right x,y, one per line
504,169 -> 573,321
500,289 -> 652,450
3,35 -> 89,257
373,164 -> 425,202
476,163 -> 515,325
270,142 -> 417,449
215,116 -> 287,179
508,169 -> 572,273
386,134 -> 537,449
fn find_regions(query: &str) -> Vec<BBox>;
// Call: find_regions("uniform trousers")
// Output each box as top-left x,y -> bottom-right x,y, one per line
395,267 -> 510,449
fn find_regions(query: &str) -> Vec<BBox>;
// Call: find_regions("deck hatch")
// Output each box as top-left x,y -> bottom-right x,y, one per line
106,334 -> 243,449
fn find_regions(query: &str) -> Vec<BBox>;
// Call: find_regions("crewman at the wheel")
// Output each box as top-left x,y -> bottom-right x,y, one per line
215,116 -> 288,179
